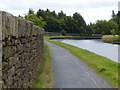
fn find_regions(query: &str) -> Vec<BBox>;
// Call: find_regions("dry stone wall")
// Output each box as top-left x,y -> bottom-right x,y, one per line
0,10 -> 44,88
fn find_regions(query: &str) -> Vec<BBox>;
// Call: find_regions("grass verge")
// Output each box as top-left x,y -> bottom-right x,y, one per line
32,43 -> 52,88
102,35 -> 120,43
45,35 -> 101,39
45,36 -> 119,87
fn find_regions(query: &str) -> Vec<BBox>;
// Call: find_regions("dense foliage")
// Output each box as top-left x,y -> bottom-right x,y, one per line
25,9 -> 87,34
25,13 -> 46,27
88,10 -> 120,35
25,9 -> 119,35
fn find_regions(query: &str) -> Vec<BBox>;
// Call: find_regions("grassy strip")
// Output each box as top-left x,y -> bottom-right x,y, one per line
45,35 -> 100,38
32,44 -> 52,88
45,36 -> 119,87
102,35 -> 120,43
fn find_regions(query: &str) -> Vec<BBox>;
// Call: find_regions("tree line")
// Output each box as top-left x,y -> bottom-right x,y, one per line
88,10 -> 120,35
23,9 -> 120,35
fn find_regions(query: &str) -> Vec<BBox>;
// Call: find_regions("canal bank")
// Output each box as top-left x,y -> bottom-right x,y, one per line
50,37 -> 101,40
102,35 -> 120,45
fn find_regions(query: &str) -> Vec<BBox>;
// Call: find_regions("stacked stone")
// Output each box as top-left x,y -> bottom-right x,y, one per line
0,10 -> 44,88
0,10 -> 2,89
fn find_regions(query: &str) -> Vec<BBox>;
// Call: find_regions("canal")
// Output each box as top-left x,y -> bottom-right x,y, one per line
57,39 -> 119,63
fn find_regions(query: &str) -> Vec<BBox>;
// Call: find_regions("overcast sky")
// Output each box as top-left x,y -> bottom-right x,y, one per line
0,0 -> 119,24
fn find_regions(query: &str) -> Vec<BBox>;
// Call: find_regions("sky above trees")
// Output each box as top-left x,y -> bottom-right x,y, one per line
0,0 -> 118,24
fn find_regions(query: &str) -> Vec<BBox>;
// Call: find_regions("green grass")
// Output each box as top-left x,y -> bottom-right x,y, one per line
32,44 -> 52,88
45,36 -> 119,87
45,35 -> 100,39
102,35 -> 120,43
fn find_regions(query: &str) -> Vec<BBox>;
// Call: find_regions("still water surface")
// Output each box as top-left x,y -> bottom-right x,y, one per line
57,39 -> 119,63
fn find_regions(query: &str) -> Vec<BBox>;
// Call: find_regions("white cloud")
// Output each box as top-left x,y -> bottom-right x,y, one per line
0,0 -> 118,24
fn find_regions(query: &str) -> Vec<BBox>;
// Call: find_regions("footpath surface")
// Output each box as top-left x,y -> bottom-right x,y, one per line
45,41 -> 113,88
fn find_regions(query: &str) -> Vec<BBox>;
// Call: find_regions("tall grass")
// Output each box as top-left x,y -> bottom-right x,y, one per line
102,35 -> 120,43
32,44 -> 52,88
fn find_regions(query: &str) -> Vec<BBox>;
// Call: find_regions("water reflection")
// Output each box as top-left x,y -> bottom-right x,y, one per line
57,39 -> 119,63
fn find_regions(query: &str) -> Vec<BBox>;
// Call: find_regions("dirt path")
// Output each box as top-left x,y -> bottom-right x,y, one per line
45,41 -> 113,88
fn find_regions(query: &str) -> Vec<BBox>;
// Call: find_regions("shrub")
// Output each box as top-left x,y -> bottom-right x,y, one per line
102,35 -> 120,43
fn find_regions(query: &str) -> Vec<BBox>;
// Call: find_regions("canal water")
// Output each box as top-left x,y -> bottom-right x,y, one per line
57,39 -> 119,63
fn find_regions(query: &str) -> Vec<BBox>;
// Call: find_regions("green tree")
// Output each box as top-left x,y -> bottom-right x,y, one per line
36,9 -> 47,20
86,22 -> 94,34
25,13 -> 46,27
117,11 -> 120,34
58,10 -> 66,19
64,16 -> 74,33
28,8 -> 34,15
91,20 -> 118,35
108,20 -> 118,32
45,17 -> 61,32
72,12 -> 87,33
60,30 -> 66,36
25,9 -> 88,34
111,11 -> 120,34
111,29 -> 116,35
112,10 -> 116,18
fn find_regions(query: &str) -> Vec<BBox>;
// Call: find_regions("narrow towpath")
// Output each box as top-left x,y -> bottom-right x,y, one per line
45,41 -> 113,88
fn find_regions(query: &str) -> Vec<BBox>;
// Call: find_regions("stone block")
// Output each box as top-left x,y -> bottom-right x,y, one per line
16,69 -> 23,78
2,46 -> 15,59
5,40 -> 12,46
21,19 -> 26,37
0,70 -> 2,81
27,21 -> 33,37
2,61 -> 8,71
17,44 -> 24,54
14,54 -> 19,64
2,11 -> 14,39
0,11 -> 2,40
6,76 -> 13,88
12,16 -> 18,38
12,81 -> 18,88
32,25 -> 39,36
8,66 -> 15,77
23,53 -> 29,62
0,62 -> 2,71
14,39 -> 20,46
18,18 -> 25,37
15,60 -> 21,70
24,20 -> 28,37
17,78 -> 22,88
24,43 -> 30,52
2,80 -> 7,88
8,57 -> 14,68
2,70 -> 8,81
20,38 -> 28,44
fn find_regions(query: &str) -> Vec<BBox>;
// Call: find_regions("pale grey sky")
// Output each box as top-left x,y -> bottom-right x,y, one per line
0,0 -> 119,24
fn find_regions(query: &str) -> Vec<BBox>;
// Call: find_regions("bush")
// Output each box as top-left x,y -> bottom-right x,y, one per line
102,35 -> 120,43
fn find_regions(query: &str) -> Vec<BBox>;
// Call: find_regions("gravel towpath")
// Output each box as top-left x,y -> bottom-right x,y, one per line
45,41 -> 113,88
